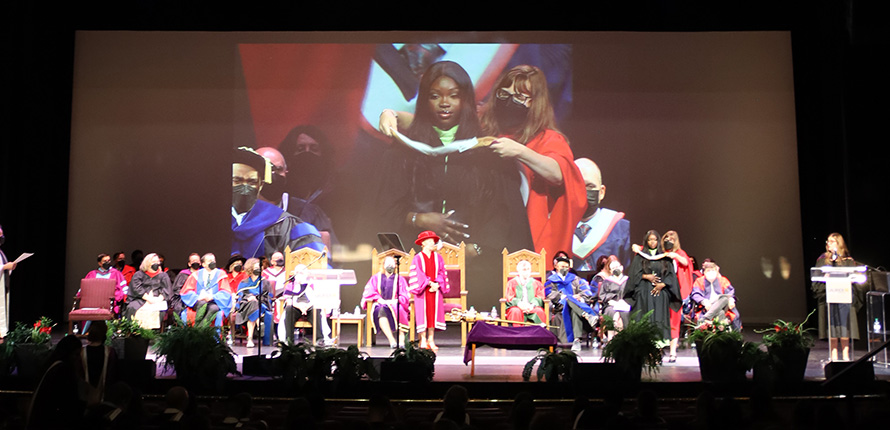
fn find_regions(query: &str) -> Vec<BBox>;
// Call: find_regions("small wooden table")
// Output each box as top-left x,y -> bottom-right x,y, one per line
332,314 -> 364,347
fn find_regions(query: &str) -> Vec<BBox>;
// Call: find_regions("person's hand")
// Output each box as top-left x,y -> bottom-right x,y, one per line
650,283 -> 665,296
379,109 -> 398,137
248,296 -> 257,302
573,293 -> 583,301
631,244 -> 642,253
703,300 -> 711,310
2,262 -> 15,271
666,252 -> 677,259
489,137 -> 527,159
413,211 -> 469,244
728,299 -> 735,309
429,282 -> 439,293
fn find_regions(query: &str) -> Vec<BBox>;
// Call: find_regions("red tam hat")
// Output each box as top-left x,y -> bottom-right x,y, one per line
415,230 -> 440,246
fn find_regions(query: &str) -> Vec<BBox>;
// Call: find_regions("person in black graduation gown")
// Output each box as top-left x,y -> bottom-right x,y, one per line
626,230 -> 681,342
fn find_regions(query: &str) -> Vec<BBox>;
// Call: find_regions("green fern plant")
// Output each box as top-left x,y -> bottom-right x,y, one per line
601,310 -> 664,376
522,348 -> 578,382
153,304 -> 238,390
388,335 -> 436,381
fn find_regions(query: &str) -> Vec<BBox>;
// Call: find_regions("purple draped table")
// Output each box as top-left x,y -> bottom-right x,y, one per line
463,322 -> 559,376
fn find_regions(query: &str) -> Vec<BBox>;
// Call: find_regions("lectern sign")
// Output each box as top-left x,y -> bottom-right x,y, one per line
826,278 -> 853,304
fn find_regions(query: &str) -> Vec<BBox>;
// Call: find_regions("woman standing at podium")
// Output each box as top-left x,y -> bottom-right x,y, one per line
813,232 -> 859,361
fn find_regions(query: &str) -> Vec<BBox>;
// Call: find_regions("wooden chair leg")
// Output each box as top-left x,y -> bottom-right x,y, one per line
470,343 -> 476,377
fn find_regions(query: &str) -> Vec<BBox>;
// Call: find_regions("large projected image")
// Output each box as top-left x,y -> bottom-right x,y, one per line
67,32 -> 803,323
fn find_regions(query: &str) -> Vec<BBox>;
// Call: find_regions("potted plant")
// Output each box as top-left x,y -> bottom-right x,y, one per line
383,336 -> 436,382
687,318 -> 763,383
6,317 -> 55,380
601,311 -> 664,382
756,309 -> 815,383
276,341 -> 379,393
106,317 -> 157,360
153,305 -> 238,392
522,348 -> 578,382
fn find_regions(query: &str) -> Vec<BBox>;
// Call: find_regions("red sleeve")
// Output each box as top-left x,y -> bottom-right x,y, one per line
522,130 -> 587,258
505,279 -> 517,302
180,274 -> 196,295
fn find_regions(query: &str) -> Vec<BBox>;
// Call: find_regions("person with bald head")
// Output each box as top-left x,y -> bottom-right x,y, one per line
571,158 -> 631,271
256,146 -> 337,245
231,146 -> 325,260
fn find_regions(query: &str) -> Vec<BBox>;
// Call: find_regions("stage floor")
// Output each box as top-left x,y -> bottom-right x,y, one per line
150,327 -> 890,383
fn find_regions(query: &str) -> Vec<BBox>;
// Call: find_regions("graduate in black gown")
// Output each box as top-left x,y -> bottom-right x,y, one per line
627,230 -> 681,340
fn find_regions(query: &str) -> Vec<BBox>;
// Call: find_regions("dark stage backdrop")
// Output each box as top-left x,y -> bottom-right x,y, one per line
66,31 -> 803,324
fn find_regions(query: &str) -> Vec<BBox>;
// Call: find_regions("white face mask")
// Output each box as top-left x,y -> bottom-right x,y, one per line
705,271 -> 718,283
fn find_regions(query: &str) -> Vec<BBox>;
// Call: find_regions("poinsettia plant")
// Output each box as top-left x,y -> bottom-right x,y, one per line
756,309 -> 816,351
685,317 -> 733,346
7,317 -> 55,345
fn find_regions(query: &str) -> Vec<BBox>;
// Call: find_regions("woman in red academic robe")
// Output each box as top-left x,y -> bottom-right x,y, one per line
408,230 -> 450,351
479,65 -> 587,265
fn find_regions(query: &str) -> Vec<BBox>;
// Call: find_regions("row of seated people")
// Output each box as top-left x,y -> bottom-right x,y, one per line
72,250 -> 338,347
498,254 -> 741,352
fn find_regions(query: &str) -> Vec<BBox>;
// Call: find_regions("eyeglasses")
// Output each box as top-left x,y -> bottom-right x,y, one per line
233,176 -> 261,187
495,88 -> 531,104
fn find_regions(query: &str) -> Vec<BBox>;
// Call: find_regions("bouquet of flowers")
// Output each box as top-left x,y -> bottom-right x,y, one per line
7,316 -> 55,345
757,309 -> 815,351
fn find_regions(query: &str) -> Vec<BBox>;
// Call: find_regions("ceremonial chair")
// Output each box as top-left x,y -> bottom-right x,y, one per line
69,278 -> 117,334
283,245 -> 329,342
499,248 -> 549,327
366,247 -> 416,346
439,242 -> 469,346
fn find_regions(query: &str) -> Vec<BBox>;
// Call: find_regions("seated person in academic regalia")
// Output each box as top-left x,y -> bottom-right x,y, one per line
179,253 -> 233,326
504,260 -> 546,327
689,259 -> 741,330
597,257 -> 631,342
571,158 -> 631,270
545,256 -> 598,352
361,256 -> 410,348
280,264 -> 333,345
231,146 -> 325,260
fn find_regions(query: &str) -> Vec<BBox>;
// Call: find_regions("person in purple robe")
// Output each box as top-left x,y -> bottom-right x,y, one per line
361,256 -> 410,348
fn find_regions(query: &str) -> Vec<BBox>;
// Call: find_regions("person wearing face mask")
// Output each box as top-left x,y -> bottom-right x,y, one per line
597,256 -> 630,343
256,146 -> 338,248
545,256 -> 597,352
225,254 -> 248,296
179,253 -> 233,327
231,146 -> 325,260
0,224 -> 15,341
570,158 -> 631,271
408,231 -> 450,351
504,260 -> 546,327
233,258 -> 272,348
171,253 -> 202,316
264,252 -> 290,344
627,230 -> 681,359
126,253 -> 173,328
481,65 -> 586,264
278,125 -> 335,211
690,260 -> 740,331
633,231 -> 693,362
83,253 -> 128,317
361,256 -> 410,348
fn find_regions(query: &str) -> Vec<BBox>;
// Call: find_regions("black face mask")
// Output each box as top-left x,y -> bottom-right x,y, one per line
150,263 -> 160,271
260,173 -> 287,202
232,264 -> 243,273
287,152 -> 326,199
208,262 -> 217,270
0,235 -> 4,247
114,260 -> 125,269
232,184 -> 259,214
494,97 -> 529,133
663,240 -> 674,251
190,262 -> 201,270
252,268 -> 262,276
612,269 -> 622,277
584,188 -> 600,219
101,262 -> 112,270
273,259 -> 285,267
